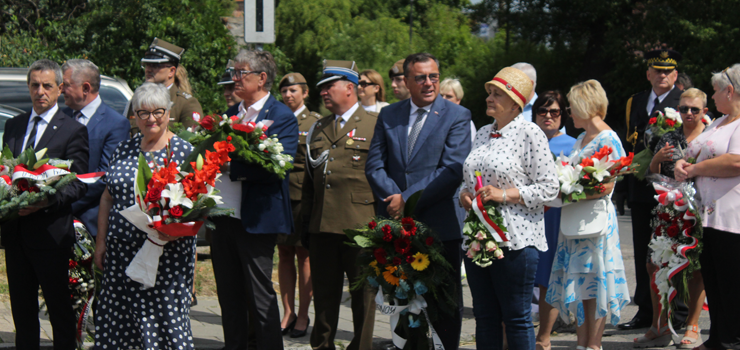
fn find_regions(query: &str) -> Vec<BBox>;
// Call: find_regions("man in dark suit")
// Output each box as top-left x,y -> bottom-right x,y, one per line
1,59 -> 89,349
366,53 -> 472,350
210,49 -> 298,350
619,49 -> 688,330
61,59 -> 129,237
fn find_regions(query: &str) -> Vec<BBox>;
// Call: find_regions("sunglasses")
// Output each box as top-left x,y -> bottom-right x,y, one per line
536,107 -> 561,118
358,81 -> 377,88
678,106 -> 702,115
413,73 -> 440,85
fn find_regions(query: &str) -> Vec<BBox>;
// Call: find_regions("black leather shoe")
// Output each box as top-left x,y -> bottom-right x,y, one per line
617,315 -> 652,330
290,317 -> 309,338
281,316 -> 297,335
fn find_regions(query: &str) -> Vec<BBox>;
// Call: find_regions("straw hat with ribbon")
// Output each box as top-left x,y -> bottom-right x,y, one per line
485,67 -> 533,109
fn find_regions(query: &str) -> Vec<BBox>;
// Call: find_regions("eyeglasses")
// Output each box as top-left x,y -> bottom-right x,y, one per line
678,106 -> 702,115
413,73 -> 440,85
536,107 -> 561,118
358,81 -> 377,88
723,67 -> 738,92
135,108 -> 167,120
141,63 -> 173,70
230,69 -> 262,81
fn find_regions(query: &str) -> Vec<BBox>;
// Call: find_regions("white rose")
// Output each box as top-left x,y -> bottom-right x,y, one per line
258,144 -> 266,151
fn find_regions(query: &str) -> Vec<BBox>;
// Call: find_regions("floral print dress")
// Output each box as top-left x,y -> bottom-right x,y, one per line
546,130 -> 631,326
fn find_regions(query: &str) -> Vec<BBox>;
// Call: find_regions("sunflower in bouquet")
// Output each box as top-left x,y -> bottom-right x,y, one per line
344,191 -> 454,350
172,113 -> 293,178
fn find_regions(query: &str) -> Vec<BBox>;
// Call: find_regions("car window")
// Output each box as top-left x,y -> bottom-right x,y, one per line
100,86 -> 129,115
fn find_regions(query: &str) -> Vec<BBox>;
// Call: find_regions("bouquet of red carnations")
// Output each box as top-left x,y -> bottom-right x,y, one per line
0,146 -> 103,223
345,191 -> 454,350
174,113 -> 293,179
632,107 -> 683,180
647,174 -> 702,334
554,146 -> 636,203
120,138 -> 235,288
462,171 -> 508,267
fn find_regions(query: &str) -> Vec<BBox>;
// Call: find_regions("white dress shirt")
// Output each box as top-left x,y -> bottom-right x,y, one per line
218,93 -> 271,219
293,105 -> 307,117
23,103 -> 59,150
646,86 -> 675,115
76,95 -> 102,126
461,115 -> 559,251
408,100 -> 431,136
335,103 -> 359,130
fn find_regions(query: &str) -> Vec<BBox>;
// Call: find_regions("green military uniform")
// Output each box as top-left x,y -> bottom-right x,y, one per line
301,60 -> 376,350
129,38 -> 201,135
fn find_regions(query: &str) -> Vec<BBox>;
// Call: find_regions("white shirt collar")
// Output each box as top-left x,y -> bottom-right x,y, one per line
166,83 -> 174,90
409,99 -> 432,116
494,114 -> 524,135
293,105 -> 307,117
79,95 -> 102,119
335,102 -> 360,123
30,103 -> 59,124
239,92 -> 271,115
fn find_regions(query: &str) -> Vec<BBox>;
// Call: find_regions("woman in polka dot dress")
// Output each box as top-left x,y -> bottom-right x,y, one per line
93,83 -> 195,350
460,67 -> 559,349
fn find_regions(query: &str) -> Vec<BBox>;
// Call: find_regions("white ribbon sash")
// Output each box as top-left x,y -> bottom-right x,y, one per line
374,289 -> 444,350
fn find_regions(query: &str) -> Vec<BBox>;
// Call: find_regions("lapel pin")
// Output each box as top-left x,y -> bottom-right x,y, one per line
53,126 -> 58,130
434,111 -> 439,115
265,109 -> 269,113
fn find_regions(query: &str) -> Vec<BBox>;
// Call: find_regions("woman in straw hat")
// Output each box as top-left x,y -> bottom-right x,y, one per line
546,80 -> 631,350
460,67 -> 559,349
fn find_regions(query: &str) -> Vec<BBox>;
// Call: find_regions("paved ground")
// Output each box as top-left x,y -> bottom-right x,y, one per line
0,209 -> 710,349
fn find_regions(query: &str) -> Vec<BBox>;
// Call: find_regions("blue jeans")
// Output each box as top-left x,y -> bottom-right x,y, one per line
464,246 -> 539,350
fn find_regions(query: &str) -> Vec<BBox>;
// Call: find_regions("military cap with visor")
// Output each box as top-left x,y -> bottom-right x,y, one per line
279,72 -> 308,90
645,49 -> 682,70
141,38 -> 185,66
316,60 -> 359,87
388,59 -> 405,79
217,60 -> 236,85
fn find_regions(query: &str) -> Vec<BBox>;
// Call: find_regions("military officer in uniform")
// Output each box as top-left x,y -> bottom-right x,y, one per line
128,38 -> 202,135
301,60 -> 377,350
275,72 -> 321,338
218,60 -> 243,108
389,59 -> 411,100
619,49 -> 688,330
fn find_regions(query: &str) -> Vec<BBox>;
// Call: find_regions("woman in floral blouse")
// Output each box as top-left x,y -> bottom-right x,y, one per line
460,67 -> 559,349
675,64 -> 740,350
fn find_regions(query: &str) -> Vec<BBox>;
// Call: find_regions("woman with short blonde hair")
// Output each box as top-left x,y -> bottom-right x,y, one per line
440,78 -> 465,104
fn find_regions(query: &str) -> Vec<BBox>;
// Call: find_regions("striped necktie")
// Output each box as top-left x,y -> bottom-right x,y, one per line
407,108 -> 426,160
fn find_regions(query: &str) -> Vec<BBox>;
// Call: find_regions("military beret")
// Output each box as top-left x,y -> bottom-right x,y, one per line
279,72 -> 308,89
388,59 -> 405,79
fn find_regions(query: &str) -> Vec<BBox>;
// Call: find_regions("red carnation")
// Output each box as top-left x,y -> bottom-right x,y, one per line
649,117 -> 657,125
394,237 -> 411,255
16,179 -> 30,192
259,134 -> 268,140
169,205 -> 184,218
667,224 -> 679,238
69,277 -> 79,284
406,255 -> 415,263
392,257 -> 402,265
666,119 -> 676,127
145,187 -> 163,203
69,260 -> 78,269
200,115 -> 216,130
401,217 -> 415,230
381,224 -> 392,234
425,237 -> 434,246
383,232 -> 393,242
374,248 -> 387,264
368,221 -> 377,230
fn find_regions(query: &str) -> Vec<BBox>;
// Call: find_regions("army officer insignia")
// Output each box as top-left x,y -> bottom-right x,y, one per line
352,155 -> 361,161
346,139 -> 354,145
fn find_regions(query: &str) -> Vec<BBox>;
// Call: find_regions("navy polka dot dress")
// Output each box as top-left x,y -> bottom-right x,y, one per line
95,135 -> 196,350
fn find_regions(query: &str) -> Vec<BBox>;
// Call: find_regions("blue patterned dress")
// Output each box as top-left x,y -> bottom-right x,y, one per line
545,130 -> 631,326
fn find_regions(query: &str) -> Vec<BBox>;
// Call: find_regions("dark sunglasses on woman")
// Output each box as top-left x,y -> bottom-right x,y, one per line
536,107 -> 561,118
678,106 -> 702,115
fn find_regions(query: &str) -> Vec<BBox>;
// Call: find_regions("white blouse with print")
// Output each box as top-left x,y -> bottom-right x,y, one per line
461,115 -> 559,251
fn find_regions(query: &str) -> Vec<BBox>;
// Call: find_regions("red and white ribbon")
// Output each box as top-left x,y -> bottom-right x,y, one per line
471,195 -> 510,246
11,164 -> 105,184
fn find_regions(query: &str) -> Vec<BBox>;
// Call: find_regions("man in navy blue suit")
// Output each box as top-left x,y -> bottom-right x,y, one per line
211,49 -> 298,350
61,59 -> 130,237
366,53 -> 472,350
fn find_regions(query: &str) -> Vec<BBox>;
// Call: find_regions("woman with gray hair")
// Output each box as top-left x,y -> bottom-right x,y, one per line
674,64 -> 740,350
93,82 -> 196,349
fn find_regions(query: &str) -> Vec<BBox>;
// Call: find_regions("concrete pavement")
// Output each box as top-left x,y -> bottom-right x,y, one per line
0,209 -> 710,349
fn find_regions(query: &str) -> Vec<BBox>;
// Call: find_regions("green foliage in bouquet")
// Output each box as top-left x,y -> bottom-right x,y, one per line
344,191 -> 456,349
0,146 -> 77,223
462,200 -> 507,267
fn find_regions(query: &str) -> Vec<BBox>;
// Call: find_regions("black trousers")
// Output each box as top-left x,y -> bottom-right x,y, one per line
210,217 -> 283,350
428,238 -> 463,350
5,244 -> 76,350
701,227 -> 740,350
